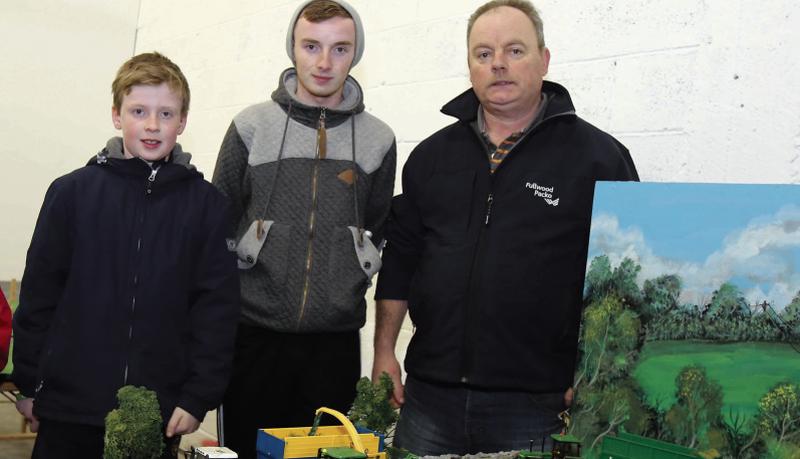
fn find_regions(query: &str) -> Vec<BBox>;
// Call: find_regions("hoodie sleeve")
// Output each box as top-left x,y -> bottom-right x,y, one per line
178,195 -> 240,420
364,139 -> 397,245
212,121 -> 251,230
12,178 -> 73,396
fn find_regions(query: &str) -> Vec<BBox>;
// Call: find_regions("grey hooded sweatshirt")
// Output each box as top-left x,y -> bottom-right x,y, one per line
213,65 -> 396,332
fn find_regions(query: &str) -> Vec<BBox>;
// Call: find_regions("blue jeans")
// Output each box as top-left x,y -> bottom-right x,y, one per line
395,376 -> 565,455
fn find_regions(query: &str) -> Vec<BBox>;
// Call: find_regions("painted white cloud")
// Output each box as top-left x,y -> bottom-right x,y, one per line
589,204 -> 800,310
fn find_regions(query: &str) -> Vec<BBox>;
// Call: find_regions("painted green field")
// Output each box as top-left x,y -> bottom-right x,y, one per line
634,340 -> 800,420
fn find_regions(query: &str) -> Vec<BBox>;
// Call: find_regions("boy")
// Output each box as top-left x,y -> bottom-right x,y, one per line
12,52 -> 240,458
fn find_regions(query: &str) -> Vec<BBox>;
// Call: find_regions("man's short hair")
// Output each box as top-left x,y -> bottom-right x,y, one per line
300,0 -> 353,22
111,52 -> 190,116
467,0 -> 546,49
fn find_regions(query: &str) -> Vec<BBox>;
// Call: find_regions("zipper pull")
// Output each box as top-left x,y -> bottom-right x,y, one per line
484,193 -> 494,226
317,107 -> 327,159
146,166 -> 159,195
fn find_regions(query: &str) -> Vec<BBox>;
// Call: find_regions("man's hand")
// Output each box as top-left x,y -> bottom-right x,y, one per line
372,350 -> 404,407
16,397 -> 40,432
166,407 -> 200,438
373,299 -> 409,408
564,387 -> 574,407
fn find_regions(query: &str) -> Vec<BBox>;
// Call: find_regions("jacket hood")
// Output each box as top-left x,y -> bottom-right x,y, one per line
271,68 -> 365,128
286,0 -> 365,69
441,80 -> 577,124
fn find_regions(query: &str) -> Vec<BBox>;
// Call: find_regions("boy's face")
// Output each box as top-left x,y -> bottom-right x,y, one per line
111,83 -> 186,162
293,15 -> 356,107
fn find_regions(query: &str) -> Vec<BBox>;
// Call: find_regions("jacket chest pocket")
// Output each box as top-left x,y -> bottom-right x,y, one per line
418,170 -> 477,238
515,174 -> 594,227
486,173 -> 596,268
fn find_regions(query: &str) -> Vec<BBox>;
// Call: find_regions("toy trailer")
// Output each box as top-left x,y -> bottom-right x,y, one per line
517,434 -> 581,459
598,432 -> 704,459
256,407 -> 385,459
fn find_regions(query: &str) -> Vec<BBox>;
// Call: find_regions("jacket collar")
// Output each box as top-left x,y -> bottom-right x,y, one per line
441,80 -> 576,126
271,68 -> 365,129
88,137 -> 200,182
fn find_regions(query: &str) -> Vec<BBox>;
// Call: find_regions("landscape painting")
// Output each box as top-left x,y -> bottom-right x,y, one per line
572,182 -> 800,459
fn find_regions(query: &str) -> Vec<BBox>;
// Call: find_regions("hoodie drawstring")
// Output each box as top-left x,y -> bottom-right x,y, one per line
256,102 -> 293,227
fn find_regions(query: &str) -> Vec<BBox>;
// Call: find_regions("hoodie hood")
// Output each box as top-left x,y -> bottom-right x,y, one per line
285,0 -> 365,68
92,137 -> 196,171
271,68 -> 364,128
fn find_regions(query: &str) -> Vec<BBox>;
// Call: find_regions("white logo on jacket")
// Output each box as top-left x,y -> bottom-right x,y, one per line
525,182 -> 559,206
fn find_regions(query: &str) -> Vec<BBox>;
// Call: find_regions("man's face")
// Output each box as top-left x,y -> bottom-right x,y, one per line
293,15 -> 356,107
468,6 -> 550,116
111,83 -> 186,162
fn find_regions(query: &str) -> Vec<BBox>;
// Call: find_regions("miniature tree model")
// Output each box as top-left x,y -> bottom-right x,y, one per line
104,385 -> 165,459
348,372 -> 399,435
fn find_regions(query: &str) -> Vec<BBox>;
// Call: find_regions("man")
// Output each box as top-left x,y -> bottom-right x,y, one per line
212,1 -> 396,457
373,0 -> 638,455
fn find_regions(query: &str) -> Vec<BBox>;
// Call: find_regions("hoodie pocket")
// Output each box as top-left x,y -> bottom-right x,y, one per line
327,226 -> 369,314
236,219 -> 274,270
346,226 -> 381,282
259,221 -> 292,287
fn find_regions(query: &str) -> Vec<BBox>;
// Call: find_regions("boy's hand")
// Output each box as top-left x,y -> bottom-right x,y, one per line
15,397 -> 40,432
166,406 -> 200,438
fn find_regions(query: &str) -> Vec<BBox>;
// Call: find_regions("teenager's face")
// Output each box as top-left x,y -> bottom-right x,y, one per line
293,15 -> 356,107
111,83 -> 186,162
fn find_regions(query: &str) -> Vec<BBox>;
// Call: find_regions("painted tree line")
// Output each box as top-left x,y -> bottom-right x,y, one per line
585,256 -> 800,343
571,255 -> 800,459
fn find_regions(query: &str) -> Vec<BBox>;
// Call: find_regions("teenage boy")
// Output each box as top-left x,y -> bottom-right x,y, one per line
212,1 -> 395,457
12,52 -> 240,458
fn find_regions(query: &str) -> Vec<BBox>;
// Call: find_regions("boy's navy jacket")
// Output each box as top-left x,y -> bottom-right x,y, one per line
12,138 -> 240,426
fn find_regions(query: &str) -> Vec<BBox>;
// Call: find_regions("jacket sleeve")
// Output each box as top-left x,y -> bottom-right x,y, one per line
375,144 -> 427,301
177,198 -> 240,420
364,139 -> 397,245
12,179 -> 73,396
612,138 -> 639,182
212,121 -> 251,231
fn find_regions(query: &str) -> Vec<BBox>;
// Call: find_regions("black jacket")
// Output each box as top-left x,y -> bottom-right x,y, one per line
376,82 -> 638,393
12,138 -> 240,426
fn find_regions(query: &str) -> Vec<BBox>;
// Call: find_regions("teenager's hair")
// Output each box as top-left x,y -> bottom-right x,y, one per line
111,52 -> 190,115
467,0 -> 545,49
301,0 -> 353,22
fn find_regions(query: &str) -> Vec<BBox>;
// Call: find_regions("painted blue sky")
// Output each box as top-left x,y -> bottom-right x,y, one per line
589,182 -> 800,310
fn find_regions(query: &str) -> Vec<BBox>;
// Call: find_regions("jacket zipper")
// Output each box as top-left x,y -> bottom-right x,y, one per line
460,177 -> 495,383
297,108 -> 326,329
123,166 -> 159,385
467,109 -> 577,382
34,365 -> 47,397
